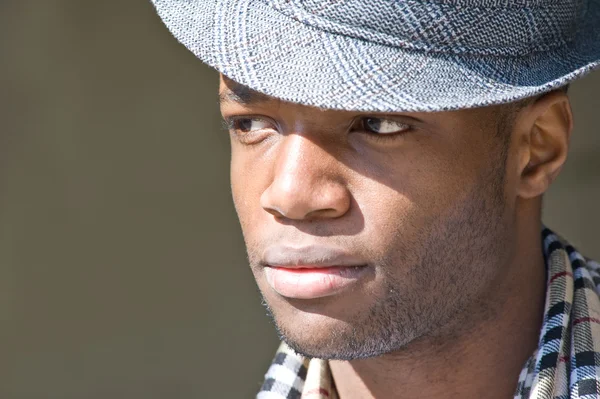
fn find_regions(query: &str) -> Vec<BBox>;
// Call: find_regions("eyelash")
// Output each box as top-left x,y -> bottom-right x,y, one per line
360,118 -> 411,141
223,116 -> 278,145
223,116 -> 412,144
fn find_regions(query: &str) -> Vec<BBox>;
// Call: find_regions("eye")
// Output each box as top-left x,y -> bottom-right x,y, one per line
230,117 -> 274,133
224,116 -> 277,145
363,117 -> 410,135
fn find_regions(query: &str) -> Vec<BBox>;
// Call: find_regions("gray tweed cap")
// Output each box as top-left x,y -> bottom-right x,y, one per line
152,0 -> 600,112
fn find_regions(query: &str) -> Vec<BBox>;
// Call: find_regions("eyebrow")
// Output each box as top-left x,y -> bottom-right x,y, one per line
219,83 -> 273,106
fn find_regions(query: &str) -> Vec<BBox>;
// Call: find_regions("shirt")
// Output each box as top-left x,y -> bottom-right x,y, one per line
257,228 -> 600,399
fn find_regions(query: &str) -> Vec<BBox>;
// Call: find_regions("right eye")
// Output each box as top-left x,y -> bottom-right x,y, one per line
224,117 -> 277,144
231,118 -> 274,133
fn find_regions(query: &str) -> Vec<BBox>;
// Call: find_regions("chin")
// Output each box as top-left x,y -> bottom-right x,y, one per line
264,297 -> 407,360
264,297 -> 362,355
277,318 -> 364,359
276,320 -> 407,361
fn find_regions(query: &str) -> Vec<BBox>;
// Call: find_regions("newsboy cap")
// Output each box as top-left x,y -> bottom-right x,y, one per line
152,0 -> 600,112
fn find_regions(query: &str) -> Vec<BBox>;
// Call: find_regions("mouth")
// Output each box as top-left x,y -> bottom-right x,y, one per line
261,245 -> 369,299
264,265 -> 368,299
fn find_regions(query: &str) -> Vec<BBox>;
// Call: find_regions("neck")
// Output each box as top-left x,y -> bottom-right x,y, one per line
330,218 -> 546,399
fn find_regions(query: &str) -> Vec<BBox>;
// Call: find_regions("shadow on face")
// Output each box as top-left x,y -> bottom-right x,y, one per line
219,74 -> 512,211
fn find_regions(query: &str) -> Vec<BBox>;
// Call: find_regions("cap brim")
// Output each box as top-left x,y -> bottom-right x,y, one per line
152,0 -> 600,112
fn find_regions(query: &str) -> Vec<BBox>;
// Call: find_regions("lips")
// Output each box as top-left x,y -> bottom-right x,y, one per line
264,265 -> 367,299
261,245 -> 368,299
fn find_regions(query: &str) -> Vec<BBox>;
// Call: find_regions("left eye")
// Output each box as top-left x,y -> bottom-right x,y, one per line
364,118 -> 410,134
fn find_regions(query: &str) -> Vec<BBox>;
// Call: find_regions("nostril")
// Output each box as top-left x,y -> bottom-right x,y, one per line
263,201 -> 313,220
261,178 -> 352,220
260,156 -> 351,220
261,183 -> 310,220
305,208 -> 343,220
264,206 -> 286,219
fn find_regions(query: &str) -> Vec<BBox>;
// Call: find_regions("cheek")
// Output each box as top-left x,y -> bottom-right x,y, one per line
353,152 -> 484,265
358,159 -> 472,227
229,148 -> 271,243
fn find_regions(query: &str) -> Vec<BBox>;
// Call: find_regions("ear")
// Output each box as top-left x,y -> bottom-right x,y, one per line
514,90 -> 573,199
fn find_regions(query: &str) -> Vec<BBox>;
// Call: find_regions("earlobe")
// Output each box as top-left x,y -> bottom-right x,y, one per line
516,91 -> 573,199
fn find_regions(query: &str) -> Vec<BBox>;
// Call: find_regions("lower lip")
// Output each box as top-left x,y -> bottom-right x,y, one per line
264,266 -> 367,299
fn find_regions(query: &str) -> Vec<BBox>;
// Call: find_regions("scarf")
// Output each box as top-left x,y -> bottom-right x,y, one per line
257,229 -> 600,398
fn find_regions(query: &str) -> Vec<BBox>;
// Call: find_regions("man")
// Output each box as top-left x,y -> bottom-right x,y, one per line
151,0 -> 600,397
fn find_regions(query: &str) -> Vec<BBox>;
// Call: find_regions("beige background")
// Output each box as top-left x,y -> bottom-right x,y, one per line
0,1 -> 598,397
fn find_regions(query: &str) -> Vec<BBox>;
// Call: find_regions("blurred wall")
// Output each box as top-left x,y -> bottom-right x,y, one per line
0,1 -> 598,398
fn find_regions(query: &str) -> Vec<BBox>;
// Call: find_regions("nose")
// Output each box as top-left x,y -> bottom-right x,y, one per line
260,134 -> 351,220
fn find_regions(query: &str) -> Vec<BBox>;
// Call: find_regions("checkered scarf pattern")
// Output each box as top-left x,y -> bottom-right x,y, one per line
257,229 -> 600,399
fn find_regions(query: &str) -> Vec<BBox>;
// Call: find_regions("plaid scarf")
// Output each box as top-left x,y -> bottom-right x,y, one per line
257,229 -> 600,399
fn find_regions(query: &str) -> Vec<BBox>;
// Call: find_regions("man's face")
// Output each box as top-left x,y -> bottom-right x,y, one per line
219,76 -> 519,360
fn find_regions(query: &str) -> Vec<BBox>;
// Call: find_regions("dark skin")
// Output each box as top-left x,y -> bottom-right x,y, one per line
219,75 -> 573,398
